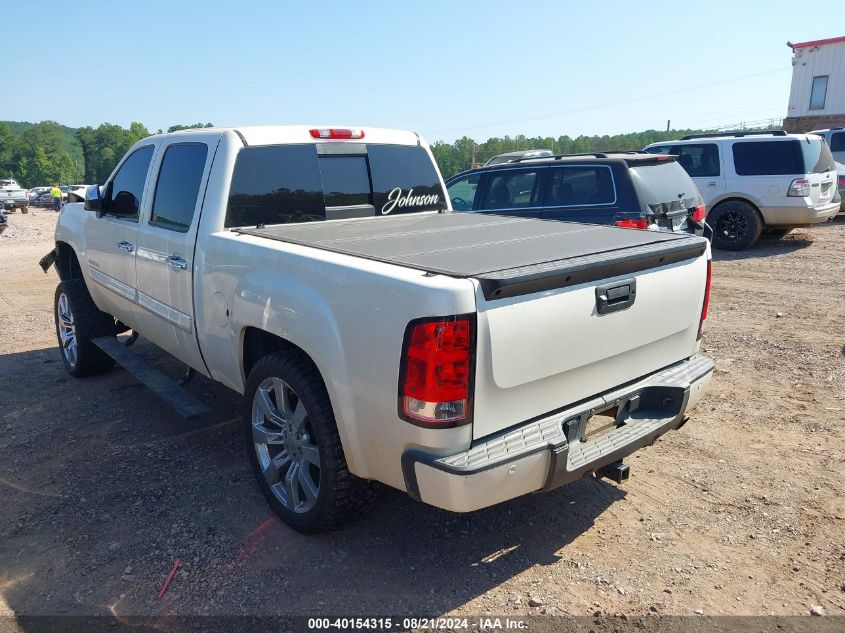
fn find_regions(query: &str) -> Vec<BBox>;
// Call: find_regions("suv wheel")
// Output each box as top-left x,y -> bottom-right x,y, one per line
244,351 -> 378,533
54,280 -> 116,376
709,200 -> 763,250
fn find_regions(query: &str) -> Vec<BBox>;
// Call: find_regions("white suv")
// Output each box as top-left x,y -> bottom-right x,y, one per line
644,131 -> 839,250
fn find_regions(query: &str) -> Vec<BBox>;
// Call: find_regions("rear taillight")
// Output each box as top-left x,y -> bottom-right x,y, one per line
787,178 -> 810,197
838,175 -> 845,187
309,128 -> 365,140
697,259 -> 712,340
399,316 -> 474,427
615,218 -> 649,229
690,203 -> 706,223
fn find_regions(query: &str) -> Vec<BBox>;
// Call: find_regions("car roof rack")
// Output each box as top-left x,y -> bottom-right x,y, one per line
507,150 -> 654,163
680,130 -> 788,140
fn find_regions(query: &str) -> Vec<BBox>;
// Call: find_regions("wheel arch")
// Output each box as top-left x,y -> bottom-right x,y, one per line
54,241 -> 84,281
238,325 -> 367,478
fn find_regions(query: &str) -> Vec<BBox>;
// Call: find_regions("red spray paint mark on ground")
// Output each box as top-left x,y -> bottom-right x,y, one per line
157,558 -> 181,599
229,516 -> 279,569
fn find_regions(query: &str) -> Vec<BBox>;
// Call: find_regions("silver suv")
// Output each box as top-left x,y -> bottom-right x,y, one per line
644,131 -> 839,250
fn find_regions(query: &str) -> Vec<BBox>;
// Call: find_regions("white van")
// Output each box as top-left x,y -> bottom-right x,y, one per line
644,131 -> 839,250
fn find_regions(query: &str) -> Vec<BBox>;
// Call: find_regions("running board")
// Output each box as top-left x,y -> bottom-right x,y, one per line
92,337 -> 211,420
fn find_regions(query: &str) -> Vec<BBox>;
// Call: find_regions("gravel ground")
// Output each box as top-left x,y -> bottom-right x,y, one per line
0,209 -> 843,626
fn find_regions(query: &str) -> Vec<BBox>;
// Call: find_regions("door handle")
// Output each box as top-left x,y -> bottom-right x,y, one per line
595,278 -> 637,315
167,255 -> 189,271
117,241 -> 134,253
706,181 -> 717,186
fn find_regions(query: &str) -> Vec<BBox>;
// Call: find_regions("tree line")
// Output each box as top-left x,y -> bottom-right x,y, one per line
430,128 -> 712,180
0,121 -> 213,188
2,119 -> 735,188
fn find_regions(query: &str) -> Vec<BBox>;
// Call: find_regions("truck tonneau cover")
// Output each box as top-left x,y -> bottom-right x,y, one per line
238,213 -> 707,300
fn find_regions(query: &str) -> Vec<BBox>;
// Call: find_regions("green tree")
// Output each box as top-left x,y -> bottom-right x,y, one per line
167,122 -> 214,132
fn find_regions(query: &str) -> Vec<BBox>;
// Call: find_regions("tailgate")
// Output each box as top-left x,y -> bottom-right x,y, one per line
471,243 -> 708,440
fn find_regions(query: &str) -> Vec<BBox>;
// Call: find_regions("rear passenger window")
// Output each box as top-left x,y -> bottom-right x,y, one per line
829,132 -> 845,152
150,143 -> 208,231
732,141 -> 802,175
481,169 -> 541,210
226,145 -> 324,227
674,144 -> 719,177
545,166 -> 615,206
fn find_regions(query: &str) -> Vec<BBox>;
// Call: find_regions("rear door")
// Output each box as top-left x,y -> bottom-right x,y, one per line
135,134 -> 219,371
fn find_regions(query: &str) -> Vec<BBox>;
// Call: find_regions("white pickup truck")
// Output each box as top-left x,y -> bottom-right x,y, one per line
0,179 -> 29,213
42,126 -> 713,532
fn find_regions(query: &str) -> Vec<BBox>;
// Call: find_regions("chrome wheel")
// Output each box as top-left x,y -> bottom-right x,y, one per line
57,292 -> 77,368
251,377 -> 320,514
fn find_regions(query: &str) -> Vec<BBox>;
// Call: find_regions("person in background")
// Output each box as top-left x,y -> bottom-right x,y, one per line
51,183 -> 62,212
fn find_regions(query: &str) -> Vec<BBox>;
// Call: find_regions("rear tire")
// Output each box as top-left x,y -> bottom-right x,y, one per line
709,200 -> 763,250
54,280 -> 116,377
243,351 -> 378,533
21,206 -> 29,215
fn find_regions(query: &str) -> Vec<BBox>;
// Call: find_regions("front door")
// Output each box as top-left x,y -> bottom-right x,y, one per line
135,137 -> 218,373
83,145 -> 156,328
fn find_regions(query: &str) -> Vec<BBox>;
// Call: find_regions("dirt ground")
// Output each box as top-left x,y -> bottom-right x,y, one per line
0,209 -> 843,626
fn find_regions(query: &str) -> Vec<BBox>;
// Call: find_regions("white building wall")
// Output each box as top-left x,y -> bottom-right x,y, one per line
787,41 -> 845,117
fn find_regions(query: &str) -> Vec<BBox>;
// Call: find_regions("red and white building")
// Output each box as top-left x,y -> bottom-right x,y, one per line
783,36 -> 845,131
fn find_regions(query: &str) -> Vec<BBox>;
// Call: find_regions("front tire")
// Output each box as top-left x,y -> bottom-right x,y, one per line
243,351 -> 377,533
54,280 -> 116,377
709,200 -> 763,250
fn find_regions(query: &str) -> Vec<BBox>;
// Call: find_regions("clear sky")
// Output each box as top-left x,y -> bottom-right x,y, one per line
6,0 -> 842,142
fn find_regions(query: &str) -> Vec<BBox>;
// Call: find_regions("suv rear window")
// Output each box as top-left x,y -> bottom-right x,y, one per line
732,140 -> 803,175
629,161 -> 700,214
800,137 -> 835,173
226,144 -> 445,227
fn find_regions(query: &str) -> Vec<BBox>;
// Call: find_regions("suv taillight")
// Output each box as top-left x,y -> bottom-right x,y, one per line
690,204 -> 706,223
399,316 -> 474,427
697,259 -> 712,340
838,175 -> 845,187
615,218 -> 649,229
787,178 -> 810,197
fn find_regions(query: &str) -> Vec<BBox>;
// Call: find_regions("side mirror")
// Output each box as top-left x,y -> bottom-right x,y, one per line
84,185 -> 102,212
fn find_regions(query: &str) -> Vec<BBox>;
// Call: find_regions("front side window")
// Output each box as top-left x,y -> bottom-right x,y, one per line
810,75 -> 828,110
150,143 -> 209,231
675,144 -> 720,177
732,141 -> 802,176
447,173 -> 480,211
545,166 -> 615,206
226,145 -> 324,227
644,145 -> 673,155
108,145 -> 155,218
481,169 -> 541,210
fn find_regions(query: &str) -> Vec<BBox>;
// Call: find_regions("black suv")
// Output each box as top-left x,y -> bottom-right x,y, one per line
445,152 -> 709,236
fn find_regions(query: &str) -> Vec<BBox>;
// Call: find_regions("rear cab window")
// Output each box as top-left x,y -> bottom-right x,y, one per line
225,143 -> 446,228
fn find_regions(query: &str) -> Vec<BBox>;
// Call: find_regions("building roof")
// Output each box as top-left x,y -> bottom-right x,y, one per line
788,36 -> 845,49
